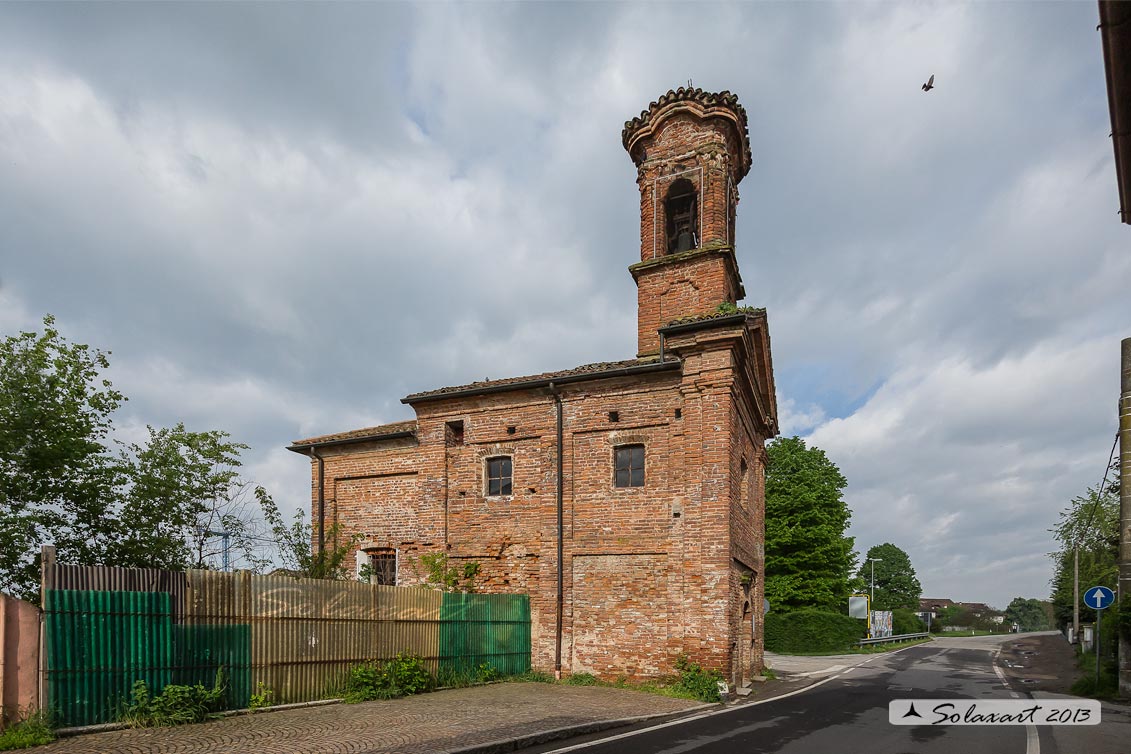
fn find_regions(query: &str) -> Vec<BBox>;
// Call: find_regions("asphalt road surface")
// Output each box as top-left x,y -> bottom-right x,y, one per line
533,636 -> 1128,754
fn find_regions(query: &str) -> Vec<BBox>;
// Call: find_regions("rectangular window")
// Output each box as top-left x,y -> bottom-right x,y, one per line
368,549 -> 397,586
615,445 -> 645,488
486,456 -> 512,496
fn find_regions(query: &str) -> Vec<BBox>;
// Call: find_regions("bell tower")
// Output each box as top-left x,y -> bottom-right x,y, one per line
623,88 -> 752,357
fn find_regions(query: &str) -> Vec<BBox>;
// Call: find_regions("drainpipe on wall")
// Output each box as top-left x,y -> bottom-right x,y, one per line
550,382 -> 564,679
310,447 -> 326,556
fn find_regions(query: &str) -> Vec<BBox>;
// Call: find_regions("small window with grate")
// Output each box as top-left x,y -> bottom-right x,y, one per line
367,548 -> 397,586
614,445 -> 645,488
486,456 -> 513,496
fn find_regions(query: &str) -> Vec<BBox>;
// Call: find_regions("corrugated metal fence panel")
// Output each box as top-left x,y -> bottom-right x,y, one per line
247,575 -> 442,703
42,562 -> 530,717
439,593 -> 531,676
181,571 -> 251,708
46,564 -> 188,623
44,590 -> 173,727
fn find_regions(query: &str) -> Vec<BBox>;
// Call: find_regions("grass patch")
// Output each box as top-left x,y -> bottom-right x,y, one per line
512,670 -> 556,684
545,655 -> 727,703
0,712 -> 54,750
436,662 -> 504,689
1071,650 -> 1120,700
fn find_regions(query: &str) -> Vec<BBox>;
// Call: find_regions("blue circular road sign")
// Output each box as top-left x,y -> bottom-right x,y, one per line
1084,585 -> 1115,610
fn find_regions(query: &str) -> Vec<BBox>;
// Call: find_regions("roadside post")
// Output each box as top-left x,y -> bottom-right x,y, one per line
1084,585 -> 1115,684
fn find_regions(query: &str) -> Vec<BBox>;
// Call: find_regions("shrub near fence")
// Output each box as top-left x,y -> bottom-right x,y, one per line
764,609 -> 866,653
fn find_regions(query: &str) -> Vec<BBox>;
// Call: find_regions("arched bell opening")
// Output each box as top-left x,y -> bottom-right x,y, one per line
664,178 -> 698,254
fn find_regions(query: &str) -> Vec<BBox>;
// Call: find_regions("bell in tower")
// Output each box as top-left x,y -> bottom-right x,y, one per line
665,178 -> 698,254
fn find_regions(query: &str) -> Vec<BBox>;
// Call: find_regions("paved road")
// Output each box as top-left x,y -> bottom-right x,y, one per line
535,635 -> 1129,754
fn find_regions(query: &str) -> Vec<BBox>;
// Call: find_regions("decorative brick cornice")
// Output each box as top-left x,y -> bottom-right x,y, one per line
622,87 -> 752,180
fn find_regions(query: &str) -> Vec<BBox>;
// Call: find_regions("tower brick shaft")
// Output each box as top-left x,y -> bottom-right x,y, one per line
622,88 -> 753,356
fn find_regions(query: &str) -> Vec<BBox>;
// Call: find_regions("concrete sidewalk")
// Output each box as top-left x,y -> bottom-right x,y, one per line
36,683 -> 712,754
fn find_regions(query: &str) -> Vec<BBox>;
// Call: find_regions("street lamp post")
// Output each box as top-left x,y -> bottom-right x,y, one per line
868,557 -> 883,607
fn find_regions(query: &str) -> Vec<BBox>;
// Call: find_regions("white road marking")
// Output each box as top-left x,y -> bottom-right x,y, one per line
541,643 -> 928,754
992,644 -> 1040,754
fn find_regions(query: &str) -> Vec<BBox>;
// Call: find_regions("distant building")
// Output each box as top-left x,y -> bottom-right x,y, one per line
288,88 -> 779,685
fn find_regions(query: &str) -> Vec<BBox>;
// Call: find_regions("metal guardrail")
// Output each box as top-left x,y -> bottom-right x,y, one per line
858,632 -> 930,646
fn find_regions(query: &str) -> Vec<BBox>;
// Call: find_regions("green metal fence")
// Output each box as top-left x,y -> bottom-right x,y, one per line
438,593 -> 531,676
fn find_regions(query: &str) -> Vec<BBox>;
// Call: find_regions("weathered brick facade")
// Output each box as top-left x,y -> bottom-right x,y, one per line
289,88 -> 778,686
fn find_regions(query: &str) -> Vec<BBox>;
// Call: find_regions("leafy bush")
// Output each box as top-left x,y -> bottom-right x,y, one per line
119,671 -> 226,728
344,653 -> 434,703
892,609 -> 926,636
764,609 -> 866,653
668,655 -> 725,703
0,712 -> 54,750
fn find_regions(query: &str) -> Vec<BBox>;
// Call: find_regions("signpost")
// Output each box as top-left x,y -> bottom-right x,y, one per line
1084,585 -> 1115,683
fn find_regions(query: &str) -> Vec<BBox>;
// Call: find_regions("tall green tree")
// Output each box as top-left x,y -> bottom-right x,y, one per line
110,424 -> 265,572
857,542 -> 922,610
764,436 -> 856,611
1,316 -> 273,599
1048,485 -> 1118,630
0,316 -> 126,599
1004,597 -> 1050,632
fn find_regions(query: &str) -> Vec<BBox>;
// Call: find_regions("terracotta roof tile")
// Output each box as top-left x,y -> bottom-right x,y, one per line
291,420 -> 417,448
404,357 -> 668,402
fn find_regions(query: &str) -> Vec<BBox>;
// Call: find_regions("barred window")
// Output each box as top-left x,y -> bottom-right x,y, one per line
614,445 -> 645,488
367,548 -> 396,586
486,456 -> 512,496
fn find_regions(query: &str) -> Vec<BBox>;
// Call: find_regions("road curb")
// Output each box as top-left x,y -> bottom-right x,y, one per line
437,703 -> 719,754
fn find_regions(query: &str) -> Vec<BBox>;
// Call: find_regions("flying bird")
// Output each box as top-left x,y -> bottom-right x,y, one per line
922,74 -> 935,92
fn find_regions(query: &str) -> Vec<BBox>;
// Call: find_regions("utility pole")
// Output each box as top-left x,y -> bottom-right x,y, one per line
1074,546 -> 1080,644
1119,337 -> 1131,698
869,557 -> 882,606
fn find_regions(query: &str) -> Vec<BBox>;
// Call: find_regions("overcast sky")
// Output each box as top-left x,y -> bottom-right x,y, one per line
1,1 -> 1126,611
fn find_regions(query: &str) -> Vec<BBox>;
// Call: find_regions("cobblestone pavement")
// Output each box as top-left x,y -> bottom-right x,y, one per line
38,683 -> 706,754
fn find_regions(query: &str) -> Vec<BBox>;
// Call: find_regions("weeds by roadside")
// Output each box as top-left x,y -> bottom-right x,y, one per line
344,653 -> 435,703
519,655 -> 730,703
248,682 -> 275,711
1070,650 -> 1120,699
0,711 -> 54,750
118,671 -> 227,728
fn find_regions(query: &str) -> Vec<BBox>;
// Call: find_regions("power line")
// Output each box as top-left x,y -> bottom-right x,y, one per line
1080,432 -> 1120,542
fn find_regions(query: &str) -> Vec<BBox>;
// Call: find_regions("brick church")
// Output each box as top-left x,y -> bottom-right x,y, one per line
289,88 -> 778,685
